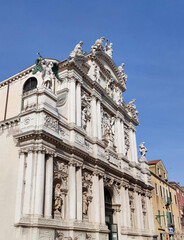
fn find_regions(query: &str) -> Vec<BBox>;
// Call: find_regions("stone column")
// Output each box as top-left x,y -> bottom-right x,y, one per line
34,150 -> 45,217
15,151 -> 26,222
23,150 -> 34,215
69,79 -> 76,124
129,126 -> 138,163
68,161 -> 76,220
116,117 -> 123,154
91,172 -> 100,223
120,185 -> 128,228
126,189 -> 131,228
135,192 -> 144,230
121,121 -> 125,155
99,176 -> 105,224
96,100 -> 102,140
76,82 -> 81,127
91,95 -> 97,138
76,166 -> 82,221
146,196 -> 155,231
44,154 -> 53,218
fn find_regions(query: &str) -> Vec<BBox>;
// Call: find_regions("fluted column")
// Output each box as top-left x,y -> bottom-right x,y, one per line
15,151 -> 26,222
69,79 -> 76,124
91,172 -> 100,223
96,100 -> 102,140
44,154 -> 53,218
91,95 -> 97,138
99,176 -> 105,224
76,82 -> 81,126
23,150 -> 34,215
68,161 -> 76,220
34,150 -> 45,217
76,166 -> 82,221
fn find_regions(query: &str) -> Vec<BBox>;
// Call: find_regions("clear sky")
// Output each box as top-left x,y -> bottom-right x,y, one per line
0,0 -> 184,185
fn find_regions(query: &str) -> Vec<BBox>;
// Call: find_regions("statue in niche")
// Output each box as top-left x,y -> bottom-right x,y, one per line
82,192 -> 89,215
103,113 -> 116,148
139,142 -> 147,157
118,63 -> 127,85
56,231 -> 64,240
69,41 -> 84,59
54,183 -> 63,213
114,86 -> 123,105
91,37 -> 105,53
104,40 -> 113,58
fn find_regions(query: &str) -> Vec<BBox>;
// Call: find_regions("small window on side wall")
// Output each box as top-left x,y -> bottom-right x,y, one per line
23,77 -> 37,93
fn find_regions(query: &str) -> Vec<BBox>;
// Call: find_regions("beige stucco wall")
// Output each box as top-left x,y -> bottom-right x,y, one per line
0,125 -> 19,240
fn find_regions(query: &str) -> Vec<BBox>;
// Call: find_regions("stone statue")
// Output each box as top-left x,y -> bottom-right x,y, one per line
56,231 -> 64,240
54,183 -> 63,213
69,41 -> 84,59
127,99 -> 139,122
42,60 -> 54,89
91,37 -> 105,53
139,142 -> 147,158
81,91 -> 91,131
82,192 -> 89,215
118,63 -> 127,85
104,40 -> 113,58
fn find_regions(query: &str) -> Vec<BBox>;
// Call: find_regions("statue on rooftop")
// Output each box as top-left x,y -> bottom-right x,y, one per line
91,37 -> 105,53
118,63 -> 127,85
104,40 -> 113,58
69,41 -> 84,59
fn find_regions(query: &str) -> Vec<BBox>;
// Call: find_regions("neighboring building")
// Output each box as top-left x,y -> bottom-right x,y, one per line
169,182 -> 184,233
0,38 -> 157,240
148,160 -> 183,240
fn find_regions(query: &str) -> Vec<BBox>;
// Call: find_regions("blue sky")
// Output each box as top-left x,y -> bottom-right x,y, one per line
0,1 -> 184,185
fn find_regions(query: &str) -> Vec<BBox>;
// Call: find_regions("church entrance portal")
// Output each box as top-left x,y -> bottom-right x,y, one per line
104,188 -> 118,240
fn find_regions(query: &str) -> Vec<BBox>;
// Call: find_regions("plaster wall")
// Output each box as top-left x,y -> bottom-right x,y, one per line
0,126 -> 19,240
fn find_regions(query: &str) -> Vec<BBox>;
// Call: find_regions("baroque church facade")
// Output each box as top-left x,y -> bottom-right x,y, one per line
0,38 -> 156,240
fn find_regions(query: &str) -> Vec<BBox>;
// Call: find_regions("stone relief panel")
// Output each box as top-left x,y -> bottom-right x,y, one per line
82,170 -> 93,219
39,229 -> 55,240
59,125 -> 69,141
44,114 -> 58,132
81,90 -> 91,131
128,190 -> 136,228
53,160 -> 68,219
124,124 -> 130,156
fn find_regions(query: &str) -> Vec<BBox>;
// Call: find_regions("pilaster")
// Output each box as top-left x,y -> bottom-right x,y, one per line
91,95 -> 97,138
68,161 -> 76,220
76,165 -> 82,221
44,154 -> 53,219
68,79 -> 76,124
76,82 -> 81,127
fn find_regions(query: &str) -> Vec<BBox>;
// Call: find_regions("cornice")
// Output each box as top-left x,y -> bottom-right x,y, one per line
0,65 -> 35,89
0,116 -> 20,130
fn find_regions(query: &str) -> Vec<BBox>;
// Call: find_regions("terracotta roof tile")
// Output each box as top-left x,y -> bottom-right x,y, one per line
147,160 -> 161,165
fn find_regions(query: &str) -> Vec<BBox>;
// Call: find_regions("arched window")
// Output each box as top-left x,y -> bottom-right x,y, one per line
23,77 -> 37,93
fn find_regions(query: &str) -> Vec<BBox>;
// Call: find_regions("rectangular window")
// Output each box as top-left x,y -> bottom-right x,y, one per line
158,210 -> 161,226
163,188 -> 166,201
155,183 -> 158,195
167,211 -> 172,227
175,195 -> 177,204
166,189 -> 168,198
160,186 -> 163,198
170,192 -> 172,202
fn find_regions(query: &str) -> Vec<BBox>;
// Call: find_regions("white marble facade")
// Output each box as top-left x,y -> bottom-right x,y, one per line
0,38 -> 157,240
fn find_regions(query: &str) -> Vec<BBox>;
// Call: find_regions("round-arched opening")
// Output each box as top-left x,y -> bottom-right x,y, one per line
23,77 -> 37,93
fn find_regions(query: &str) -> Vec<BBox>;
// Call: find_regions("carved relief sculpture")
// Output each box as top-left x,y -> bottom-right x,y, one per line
124,124 -> 130,156
105,77 -> 115,99
81,90 -> 91,131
